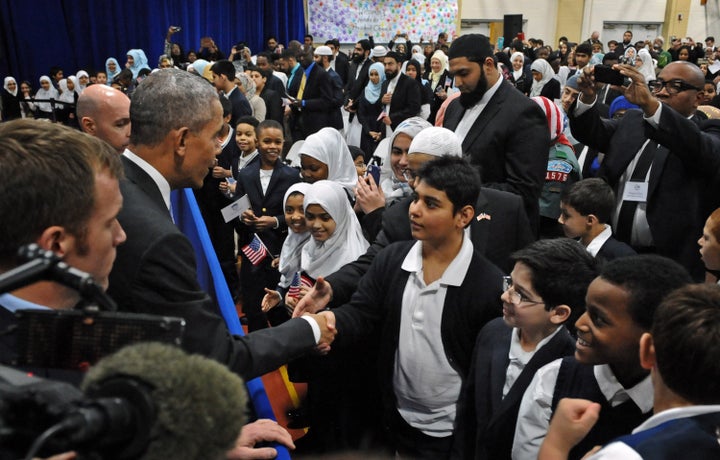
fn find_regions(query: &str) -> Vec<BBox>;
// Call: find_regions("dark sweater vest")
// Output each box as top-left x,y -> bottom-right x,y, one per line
616,412 -> 720,460
551,357 -> 651,460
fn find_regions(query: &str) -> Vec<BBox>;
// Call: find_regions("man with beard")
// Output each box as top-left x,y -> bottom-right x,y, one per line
380,51 -> 421,135
619,30 -> 634,54
443,34 -> 549,233
344,38 -> 373,112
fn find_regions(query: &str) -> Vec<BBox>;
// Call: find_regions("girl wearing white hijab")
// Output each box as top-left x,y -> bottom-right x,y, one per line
380,116 -> 433,204
635,48 -> 657,84
1,77 -> 21,120
530,59 -> 560,99
34,76 -> 59,119
301,180 -> 369,280
411,44 -> 426,66
299,127 -> 358,195
261,183 -> 312,315
75,70 -> 89,94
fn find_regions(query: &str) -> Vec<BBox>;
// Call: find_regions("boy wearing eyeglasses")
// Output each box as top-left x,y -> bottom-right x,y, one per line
453,238 -> 597,460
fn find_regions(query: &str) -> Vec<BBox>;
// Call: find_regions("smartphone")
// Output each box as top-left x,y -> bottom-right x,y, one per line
594,65 -> 625,86
366,164 -> 381,184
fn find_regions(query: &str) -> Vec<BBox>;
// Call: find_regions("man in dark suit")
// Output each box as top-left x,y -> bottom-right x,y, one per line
442,34 -> 549,232
211,60 -> 252,129
570,61 -> 720,280
325,38 -> 349,86
380,51 -> 421,134
344,39 -> 373,111
452,239 -> 597,460
0,120 -> 125,382
287,48 -> 342,141
107,69 -> 335,381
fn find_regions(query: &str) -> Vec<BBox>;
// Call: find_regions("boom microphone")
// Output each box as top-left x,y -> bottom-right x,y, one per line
1,343 -> 248,460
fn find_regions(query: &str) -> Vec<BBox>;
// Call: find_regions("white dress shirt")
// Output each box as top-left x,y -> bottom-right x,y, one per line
454,74 -> 503,142
503,326 -> 563,399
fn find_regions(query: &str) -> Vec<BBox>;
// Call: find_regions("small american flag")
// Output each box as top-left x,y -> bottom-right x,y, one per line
287,272 -> 314,298
241,234 -> 268,265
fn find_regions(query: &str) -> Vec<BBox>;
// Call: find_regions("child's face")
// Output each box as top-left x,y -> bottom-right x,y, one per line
284,193 -> 307,234
558,202 -> 589,239
354,155 -> 367,177
574,277 -> 644,368
408,179 -> 460,244
698,217 -> 720,271
501,262 -> 555,333
235,123 -> 257,153
369,69 -> 380,85
300,155 -> 329,183
66,79 -> 75,91
96,72 -> 108,85
305,203 -> 336,242
257,127 -> 283,164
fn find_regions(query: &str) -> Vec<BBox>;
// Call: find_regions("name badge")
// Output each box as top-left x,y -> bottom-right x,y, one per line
622,181 -> 648,202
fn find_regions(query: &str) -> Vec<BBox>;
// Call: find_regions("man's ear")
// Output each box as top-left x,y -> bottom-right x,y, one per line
457,205 -> 474,228
639,332 -> 656,371
174,127 -> 190,158
550,304 -> 571,325
80,117 -> 95,135
586,213 -> 599,227
36,225 -> 72,257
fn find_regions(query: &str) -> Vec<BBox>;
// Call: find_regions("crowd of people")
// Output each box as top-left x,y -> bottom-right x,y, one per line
2,24 -> 720,460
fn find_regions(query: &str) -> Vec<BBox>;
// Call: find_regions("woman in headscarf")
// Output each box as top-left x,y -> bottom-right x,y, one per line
635,48 -> 657,84
1,77 -> 21,121
530,96 -> 581,238
56,76 -> 78,127
529,58 -> 560,99
105,58 -> 121,85
425,50 -> 450,123
34,75 -> 59,120
411,44 -> 426,67
404,59 -> 432,120
380,116 -> 432,205
236,71 -> 266,122
299,127 -> 358,197
125,49 -> 151,79
356,62 -> 386,157
75,70 -> 89,94
509,51 -> 531,95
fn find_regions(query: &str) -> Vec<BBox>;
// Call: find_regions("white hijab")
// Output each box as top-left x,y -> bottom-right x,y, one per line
636,48 -> 657,84
511,52 -> 525,81
381,116 -> 432,203
75,70 -> 89,94
300,128 -> 358,195
35,76 -> 58,113
57,78 -> 76,104
301,180 -> 369,279
278,183 -> 312,286
3,77 -> 17,96
530,59 -> 555,97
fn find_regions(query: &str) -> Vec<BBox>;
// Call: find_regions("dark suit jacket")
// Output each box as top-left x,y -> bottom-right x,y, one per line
570,102 -> 720,280
596,236 -> 636,265
235,157 -> 300,253
226,88 -> 252,129
291,63 -> 342,138
326,188 -> 534,306
539,77 -> 561,100
345,58 -> 372,107
258,87 -> 283,125
381,73 -> 421,131
452,318 -> 576,460
108,156 -> 316,381
334,51 -> 350,86
443,79 -> 550,232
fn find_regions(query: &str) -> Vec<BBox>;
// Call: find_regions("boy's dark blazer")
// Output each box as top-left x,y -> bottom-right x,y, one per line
453,318 -> 576,460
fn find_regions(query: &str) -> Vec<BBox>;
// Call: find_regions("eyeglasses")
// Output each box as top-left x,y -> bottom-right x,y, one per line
649,79 -> 702,94
502,276 -> 545,307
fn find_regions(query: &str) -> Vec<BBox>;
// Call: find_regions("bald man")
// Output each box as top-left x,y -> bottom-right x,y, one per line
77,85 -> 131,153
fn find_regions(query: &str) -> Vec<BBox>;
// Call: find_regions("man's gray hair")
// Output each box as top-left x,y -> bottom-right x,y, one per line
130,69 -> 219,146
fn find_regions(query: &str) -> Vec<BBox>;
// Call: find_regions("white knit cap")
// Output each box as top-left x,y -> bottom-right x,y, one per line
408,127 -> 463,157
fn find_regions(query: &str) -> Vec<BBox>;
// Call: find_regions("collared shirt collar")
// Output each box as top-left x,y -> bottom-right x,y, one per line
123,148 -> 172,212
631,404 -> 720,433
585,224 -> 612,257
594,364 -> 654,413
477,72 -> 503,107
400,233 -> 474,287
0,293 -> 51,313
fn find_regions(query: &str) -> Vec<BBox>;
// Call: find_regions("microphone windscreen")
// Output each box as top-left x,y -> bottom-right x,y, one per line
81,342 -> 247,460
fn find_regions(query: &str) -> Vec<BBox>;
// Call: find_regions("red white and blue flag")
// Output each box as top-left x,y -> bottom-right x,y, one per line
241,234 -> 268,265
287,272 -> 314,298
